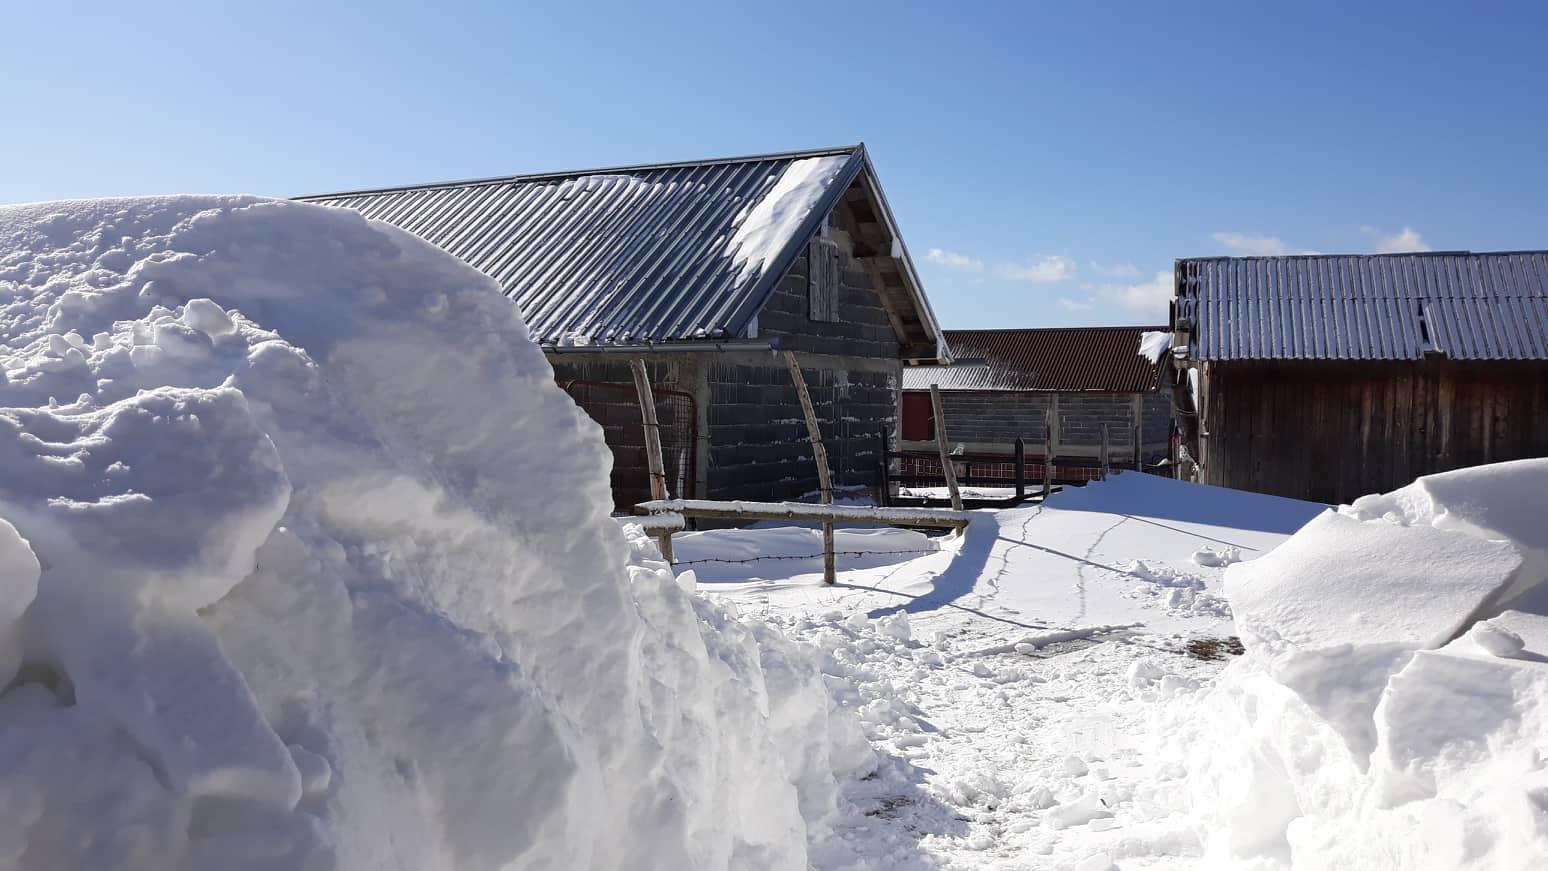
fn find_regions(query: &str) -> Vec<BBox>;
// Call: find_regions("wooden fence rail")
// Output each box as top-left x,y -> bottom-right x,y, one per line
634,499 -> 972,585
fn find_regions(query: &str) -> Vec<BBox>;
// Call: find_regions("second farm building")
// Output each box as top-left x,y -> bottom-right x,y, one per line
901,327 -> 1173,483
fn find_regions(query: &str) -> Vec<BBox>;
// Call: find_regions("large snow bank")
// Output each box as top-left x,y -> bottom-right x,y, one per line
0,197 -> 871,870
1170,459 -> 1548,868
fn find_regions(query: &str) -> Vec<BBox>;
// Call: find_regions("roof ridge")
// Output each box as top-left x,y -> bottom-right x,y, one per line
1179,249 -> 1548,263
295,144 -> 863,200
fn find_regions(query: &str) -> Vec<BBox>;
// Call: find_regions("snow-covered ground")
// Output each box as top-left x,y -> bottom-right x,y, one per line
651,462 -> 1548,870
645,473 -> 1326,869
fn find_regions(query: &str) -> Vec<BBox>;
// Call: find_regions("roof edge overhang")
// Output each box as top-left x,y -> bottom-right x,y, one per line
858,148 -> 949,364
543,338 -> 779,355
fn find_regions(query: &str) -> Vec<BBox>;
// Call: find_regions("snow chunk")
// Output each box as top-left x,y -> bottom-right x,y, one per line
0,519 -> 40,686
1229,510 -> 1519,655
1137,330 -> 1172,363
1226,510 -> 1520,752
878,611 -> 912,642
1342,457 -> 1548,613
1190,545 -> 1240,568
182,298 -> 237,338
1467,621 -> 1526,658
1172,461 -> 1548,869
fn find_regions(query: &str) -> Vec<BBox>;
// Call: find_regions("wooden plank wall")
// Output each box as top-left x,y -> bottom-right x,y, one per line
1198,359 -> 1548,504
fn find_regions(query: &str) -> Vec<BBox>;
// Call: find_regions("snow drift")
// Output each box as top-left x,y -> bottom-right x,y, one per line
0,196 -> 871,870
1173,459 -> 1548,868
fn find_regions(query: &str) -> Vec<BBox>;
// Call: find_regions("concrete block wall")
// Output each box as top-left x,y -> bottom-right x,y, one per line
756,251 -> 900,359
939,393 -> 1053,444
549,356 -> 701,510
706,360 -> 898,501
1055,394 -> 1140,447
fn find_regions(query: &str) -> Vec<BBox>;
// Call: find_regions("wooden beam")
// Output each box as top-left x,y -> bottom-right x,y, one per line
782,350 -> 837,584
929,384 -> 963,511
1043,408 -> 1054,498
635,499 -> 970,532
630,358 -> 673,563
856,255 -> 912,346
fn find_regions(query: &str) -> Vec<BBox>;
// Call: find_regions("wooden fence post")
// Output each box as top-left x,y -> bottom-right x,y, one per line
928,384 -> 963,511
631,358 -> 673,564
1014,437 -> 1026,501
1133,421 -> 1143,471
1042,409 -> 1054,498
877,430 -> 890,508
1100,424 -> 1111,481
782,350 -> 836,584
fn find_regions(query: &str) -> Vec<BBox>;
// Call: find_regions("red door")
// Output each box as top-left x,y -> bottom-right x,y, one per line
901,392 -> 934,441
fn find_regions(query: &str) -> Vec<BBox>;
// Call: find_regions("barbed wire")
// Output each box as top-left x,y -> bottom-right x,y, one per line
672,548 -> 940,567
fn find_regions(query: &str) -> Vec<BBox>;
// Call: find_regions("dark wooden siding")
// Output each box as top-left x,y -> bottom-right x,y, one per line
1198,359 -> 1548,503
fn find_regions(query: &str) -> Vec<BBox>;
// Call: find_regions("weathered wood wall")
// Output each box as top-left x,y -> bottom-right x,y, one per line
1197,359 -> 1548,504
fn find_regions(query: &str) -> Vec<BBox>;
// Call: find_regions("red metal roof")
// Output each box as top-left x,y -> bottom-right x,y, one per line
901,326 -> 1165,393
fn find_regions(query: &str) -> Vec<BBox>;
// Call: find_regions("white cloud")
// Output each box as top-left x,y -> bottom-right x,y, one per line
925,248 -> 984,271
1101,271 -> 1173,315
1090,260 -> 1141,278
999,255 -> 1076,283
1058,297 -> 1095,311
1212,231 -> 1293,256
1362,225 -> 1431,254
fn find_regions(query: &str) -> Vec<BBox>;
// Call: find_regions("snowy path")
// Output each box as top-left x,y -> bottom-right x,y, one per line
662,474 -> 1324,869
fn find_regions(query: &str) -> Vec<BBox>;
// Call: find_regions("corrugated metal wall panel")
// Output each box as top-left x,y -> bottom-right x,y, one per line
1179,251 -> 1548,361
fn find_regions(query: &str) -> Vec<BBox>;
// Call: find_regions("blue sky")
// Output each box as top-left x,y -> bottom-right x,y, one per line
4,1 -> 1545,328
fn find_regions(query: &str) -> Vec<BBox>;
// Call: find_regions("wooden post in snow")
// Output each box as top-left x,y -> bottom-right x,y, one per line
782,350 -> 836,584
928,384 -> 963,511
1043,408 -> 1054,499
1133,421 -> 1143,471
630,358 -> 673,564
876,430 -> 890,508
1100,424 -> 1111,481
1014,437 -> 1026,502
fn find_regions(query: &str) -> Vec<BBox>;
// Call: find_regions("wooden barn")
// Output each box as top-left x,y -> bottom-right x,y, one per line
900,327 -> 1173,483
1164,250 -> 1548,504
299,145 -> 946,508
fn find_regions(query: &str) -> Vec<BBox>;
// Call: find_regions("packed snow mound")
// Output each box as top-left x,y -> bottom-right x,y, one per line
1172,459 -> 1548,869
0,197 -> 871,870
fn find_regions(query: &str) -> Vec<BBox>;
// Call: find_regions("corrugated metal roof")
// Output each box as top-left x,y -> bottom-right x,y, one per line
902,327 -> 1165,393
297,145 -> 942,354
1176,251 -> 1548,361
